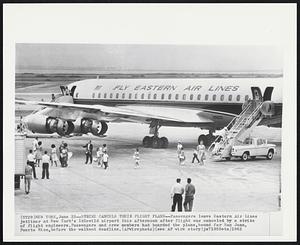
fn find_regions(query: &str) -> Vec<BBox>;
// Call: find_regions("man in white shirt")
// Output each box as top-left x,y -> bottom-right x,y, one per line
42,151 -> 50,179
32,137 -> 38,153
171,178 -> 184,212
102,152 -> 109,170
27,150 -> 37,179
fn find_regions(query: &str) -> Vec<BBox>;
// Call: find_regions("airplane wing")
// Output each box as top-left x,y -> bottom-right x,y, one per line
15,100 -> 233,124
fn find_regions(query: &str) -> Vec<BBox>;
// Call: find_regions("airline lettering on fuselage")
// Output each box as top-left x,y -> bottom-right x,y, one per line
208,85 -> 239,92
94,84 -> 240,92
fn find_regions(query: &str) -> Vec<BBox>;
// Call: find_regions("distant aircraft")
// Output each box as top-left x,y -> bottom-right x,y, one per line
16,77 -> 282,148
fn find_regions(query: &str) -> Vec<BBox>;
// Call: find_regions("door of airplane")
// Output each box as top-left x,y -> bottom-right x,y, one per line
251,87 -> 263,100
263,87 -> 274,101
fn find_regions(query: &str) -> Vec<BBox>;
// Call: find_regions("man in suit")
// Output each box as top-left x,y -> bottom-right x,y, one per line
83,140 -> 93,164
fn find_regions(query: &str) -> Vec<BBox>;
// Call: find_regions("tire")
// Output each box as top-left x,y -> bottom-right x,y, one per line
152,137 -> 160,149
142,136 -> 152,148
266,150 -> 274,160
241,152 -> 249,161
160,137 -> 169,148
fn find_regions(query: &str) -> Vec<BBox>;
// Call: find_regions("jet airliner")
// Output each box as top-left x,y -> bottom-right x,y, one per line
16,77 -> 282,148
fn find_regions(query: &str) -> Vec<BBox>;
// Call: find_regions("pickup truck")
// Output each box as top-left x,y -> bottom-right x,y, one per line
231,137 -> 276,161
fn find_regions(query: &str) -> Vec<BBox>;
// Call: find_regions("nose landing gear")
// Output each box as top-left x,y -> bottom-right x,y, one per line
142,121 -> 169,148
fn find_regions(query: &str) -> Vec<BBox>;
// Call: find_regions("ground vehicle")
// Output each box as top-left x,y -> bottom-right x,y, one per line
231,137 -> 276,161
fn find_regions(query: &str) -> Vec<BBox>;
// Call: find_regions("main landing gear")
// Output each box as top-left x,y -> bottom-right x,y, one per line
142,121 -> 169,148
198,130 -> 216,147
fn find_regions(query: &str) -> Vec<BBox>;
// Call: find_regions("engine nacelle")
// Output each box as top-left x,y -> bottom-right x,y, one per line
91,120 -> 108,136
24,114 -> 73,136
260,101 -> 275,116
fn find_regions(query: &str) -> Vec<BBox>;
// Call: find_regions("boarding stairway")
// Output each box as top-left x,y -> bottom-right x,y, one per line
208,99 -> 264,160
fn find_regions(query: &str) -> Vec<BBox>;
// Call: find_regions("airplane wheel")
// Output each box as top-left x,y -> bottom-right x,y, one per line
266,150 -> 274,160
161,137 -> 169,148
142,136 -> 152,148
198,134 -> 208,146
152,137 -> 160,149
241,152 -> 249,161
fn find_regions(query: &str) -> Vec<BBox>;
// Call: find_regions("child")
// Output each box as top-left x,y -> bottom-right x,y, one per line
96,147 -> 103,167
50,144 -> 58,167
102,152 -> 109,170
179,148 -> 186,165
133,148 -> 140,168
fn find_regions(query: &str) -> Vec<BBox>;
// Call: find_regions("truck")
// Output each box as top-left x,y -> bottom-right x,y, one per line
231,137 -> 276,161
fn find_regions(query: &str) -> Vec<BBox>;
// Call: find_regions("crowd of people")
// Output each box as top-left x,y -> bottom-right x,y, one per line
177,140 -> 206,165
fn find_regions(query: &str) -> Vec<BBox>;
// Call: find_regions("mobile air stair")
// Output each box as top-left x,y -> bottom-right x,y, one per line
208,99 -> 264,161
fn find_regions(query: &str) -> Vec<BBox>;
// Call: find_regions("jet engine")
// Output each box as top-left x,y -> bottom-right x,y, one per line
24,114 -> 73,136
91,120 -> 108,136
260,101 -> 275,116
73,118 -> 108,136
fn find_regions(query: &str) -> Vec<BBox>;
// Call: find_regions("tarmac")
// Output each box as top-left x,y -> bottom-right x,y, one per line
15,124 -> 281,213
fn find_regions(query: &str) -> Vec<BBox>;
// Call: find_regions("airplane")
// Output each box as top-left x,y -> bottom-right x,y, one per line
16,76 -> 282,148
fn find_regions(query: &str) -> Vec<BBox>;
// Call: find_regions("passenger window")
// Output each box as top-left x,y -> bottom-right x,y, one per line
98,93 -> 101,98
75,92 -> 79,98
205,94 -> 209,101
182,94 -> 186,100
197,94 -> 201,100
129,93 -> 132,99
92,93 -> 95,98
135,93 -> 138,99
153,94 -> 157,99
228,95 -> 232,101
141,94 -> 145,99
122,93 -> 125,99
257,139 -> 263,145
175,94 -> 179,100
190,94 -> 193,100
220,95 -> 224,101
212,94 -> 216,101
110,93 -> 113,99
116,93 -> 119,99
104,93 -> 107,98
236,95 -> 240,101
148,94 -> 151,99
161,94 -> 165,100
245,95 -> 249,101
168,94 -> 172,100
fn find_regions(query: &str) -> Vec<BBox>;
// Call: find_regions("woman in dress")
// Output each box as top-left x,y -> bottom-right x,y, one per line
35,141 -> 43,167
197,140 -> 206,165
50,144 -> 58,167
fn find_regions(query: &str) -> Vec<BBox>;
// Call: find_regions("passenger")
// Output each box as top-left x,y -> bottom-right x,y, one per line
197,140 -> 206,165
179,147 -> 186,165
59,141 -> 65,166
35,141 -> 43,167
51,93 -> 55,101
61,143 -> 69,167
41,151 -> 50,179
24,161 -> 33,194
133,148 -> 140,168
50,144 -> 59,167
177,141 -> 183,163
102,151 -> 109,170
183,178 -> 196,212
96,147 -> 103,167
191,148 -> 200,164
83,140 -> 93,164
27,149 -> 37,179
102,144 -> 107,153
171,178 -> 184,212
